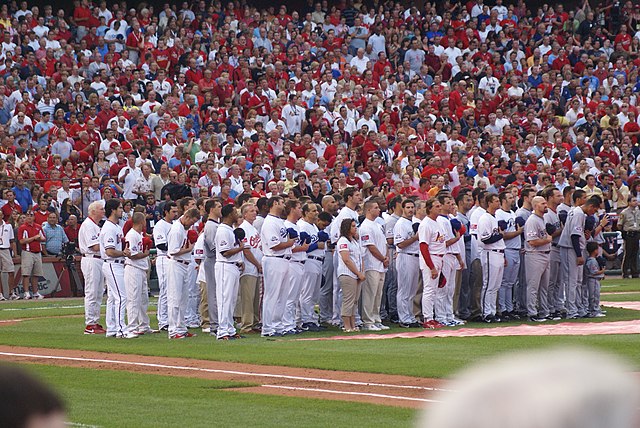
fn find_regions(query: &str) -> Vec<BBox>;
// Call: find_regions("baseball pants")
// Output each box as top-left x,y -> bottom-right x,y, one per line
102,262 -> 128,337
562,247 -> 583,318
81,257 -> 104,326
185,261 -> 200,327
331,250 -> 343,325
515,252 -> 527,313
167,259 -> 189,337
525,252 -> 550,318
319,251 -> 334,323
381,247 -> 398,321
469,258 -> 483,319
548,246 -> 564,313
435,254 -> 457,324
498,248 -> 520,314
203,257 -> 219,330
155,255 -> 169,328
215,262 -> 241,339
481,250 -> 505,318
261,257 -> 290,336
238,274 -> 260,332
124,265 -> 150,333
455,246 -> 472,319
300,259 -> 323,325
283,261 -> 305,332
361,270 -> 385,327
421,255 -> 443,321
396,253 -> 420,324
586,277 -> 602,316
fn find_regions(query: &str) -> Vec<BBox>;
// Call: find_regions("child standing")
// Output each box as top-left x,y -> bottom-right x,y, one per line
585,242 -> 606,318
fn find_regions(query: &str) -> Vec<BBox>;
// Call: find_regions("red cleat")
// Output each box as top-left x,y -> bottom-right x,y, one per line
84,324 -> 107,335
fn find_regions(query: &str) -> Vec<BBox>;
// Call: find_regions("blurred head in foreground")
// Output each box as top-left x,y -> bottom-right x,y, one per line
0,365 -> 65,428
419,349 -> 639,428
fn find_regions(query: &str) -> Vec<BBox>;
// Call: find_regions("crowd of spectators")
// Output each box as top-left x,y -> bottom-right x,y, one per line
0,0 -> 639,248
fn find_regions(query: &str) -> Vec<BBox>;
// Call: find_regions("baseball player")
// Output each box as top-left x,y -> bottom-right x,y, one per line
495,191 -> 524,320
0,214 -> 15,301
436,194 -> 465,327
394,199 -> 421,328
193,230 -> 208,332
202,198 -> 222,334
100,199 -> 136,338
383,196 -> 403,323
454,191 -> 473,320
166,208 -> 200,339
79,201 -> 106,335
283,199 -> 310,334
260,196 -> 295,337
177,198 -> 200,330
298,202 -> 329,332
152,201 -> 178,331
514,188 -> 534,317
477,193 -> 506,323
468,189 -> 487,321
238,203 -> 263,334
558,193 -> 601,319
215,204 -> 245,340
124,212 -> 156,334
319,195 -> 338,325
359,200 -> 388,331
418,199 -> 447,328
524,196 -> 553,322
329,187 -> 362,325
543,187 -> 564,319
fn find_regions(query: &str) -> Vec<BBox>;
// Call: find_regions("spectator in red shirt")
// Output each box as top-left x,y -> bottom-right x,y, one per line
1,189 -> 22,222
18,210 -> 45,300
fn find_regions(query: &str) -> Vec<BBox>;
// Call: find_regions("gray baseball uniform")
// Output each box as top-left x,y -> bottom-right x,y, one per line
524,213 -> 551,318
544,208 -> 563,314
558,206 -> 587,318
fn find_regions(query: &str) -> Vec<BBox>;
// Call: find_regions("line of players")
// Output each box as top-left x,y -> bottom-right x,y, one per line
78,183 -> 607,339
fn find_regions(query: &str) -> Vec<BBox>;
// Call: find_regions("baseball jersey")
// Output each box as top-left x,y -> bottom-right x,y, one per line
385,214 -> 400,244
477,212 -> 506,251
261,214 -> 291,256
469,206 -> 486,260
100,220 -> 125,262
558,206 -> 586,252
336,236 -> 362,279
456,211 -> 471,251
418,216 -> 447,270
330,206 -> 359,244
153,219 -> 172,257
394,216 -> 419,254
124,228 -> 149,270
203,218 -> 218,259
495,208 -> 520,249
515,207 -> 532,222
437,215 -> 459,255
557,202 -> 571,216
297,219 -> 323,259
240,219 -> 262,277
0,221 -> 13,250
543,208 -> 561,246
359,218 -> 386,273
215,223 -> 242,263
78,218 -> 100,256
193,233 -> 207,283
167,217 -> 190,262
284,219 -> 307,262
524,213 -> 550,252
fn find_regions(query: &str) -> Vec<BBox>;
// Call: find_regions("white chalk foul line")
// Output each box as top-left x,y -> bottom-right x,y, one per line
260,384 -> 441,403
0,351 -> 451,393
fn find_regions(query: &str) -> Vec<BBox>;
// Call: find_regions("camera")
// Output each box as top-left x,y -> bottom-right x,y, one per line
60,242 -> 77,259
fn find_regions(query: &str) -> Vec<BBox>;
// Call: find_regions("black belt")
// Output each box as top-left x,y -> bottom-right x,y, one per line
399,252 -> 419,257
291,260 -> 306,264
84,254 -> 101,259
308,255 -> 324,262
528,251 -> 551,254
169,258 -> 190,266
488,249 -> 505,253
219,261 -> 243,268
266,255 -> 292,260
105,259 -> 125,264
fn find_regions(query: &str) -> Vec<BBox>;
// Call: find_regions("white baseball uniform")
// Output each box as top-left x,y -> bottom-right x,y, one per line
124,228 -> 151,334
436,215 -> 460,324
167,217 -> 191,337
100,219 -> 128,337
477,211 -> 506,318
79,217 -> 104,327
185,224 -> 201,329
418,217 -> 446,322
215,223 -> 243,339
238,219 -> 262,332
283,219 -> 306,332
394,216 -> 420,324
202,219 -> 219,330
153,218 -> 172,329
261,214 -> 291,336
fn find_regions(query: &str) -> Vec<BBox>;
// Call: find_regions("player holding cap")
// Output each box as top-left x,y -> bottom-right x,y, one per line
79,201 -> 106,335
100,199 -> 135,338
495,191 -> 524,320
202,198 -> 222,335
283,199 -> 310,334
477,194 -> 506,323
152,201 -> 178,331
418,199 -> 447,329
394,199 -> 421,328
436,194 -> 464,327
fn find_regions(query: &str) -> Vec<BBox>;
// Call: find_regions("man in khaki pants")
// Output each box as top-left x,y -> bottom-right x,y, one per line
238,203 -> 263,333
359,200 -> 389,331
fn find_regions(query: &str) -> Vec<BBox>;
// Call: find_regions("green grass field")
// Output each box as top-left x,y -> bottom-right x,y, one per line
0,277 -> 638,427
